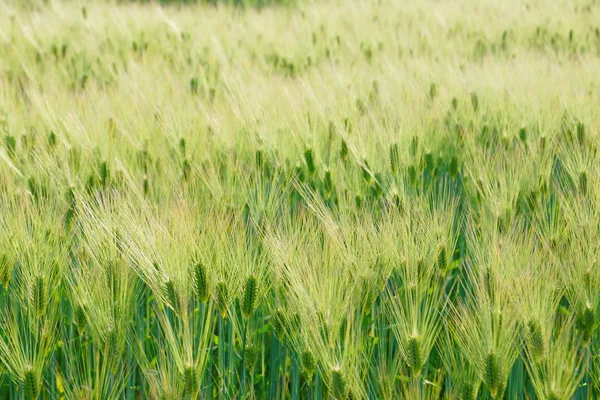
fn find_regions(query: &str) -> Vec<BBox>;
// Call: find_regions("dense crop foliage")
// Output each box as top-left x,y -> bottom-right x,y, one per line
2,0 -> 600,398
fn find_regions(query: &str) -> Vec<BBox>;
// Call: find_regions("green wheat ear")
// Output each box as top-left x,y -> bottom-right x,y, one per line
164,279 -> 179,313
107,261 -> 120,298
392,192 -> 404,214
331,367 -> 348,400
539,135 -> 547,151
518,127 -> 527,143
389,142 -> 399,173
526,320 -> 545,363
340,139 -> 349,162
448,155 -> 459,177
429,82 -> 437,100
241,275 -> 258,319
193,262 -> 209,303
244,344 -> 258,373
182,159 -> 191,181
483,351 -> 502,399
360,159 -> 371,184
143,176 -> 149,196
99,161 -> 109,187
576,304 -> 595,343
270,308 -> 286,341
437,246 -> 448,271
324,169 -> 333,193
460,381 -> 477,400
546,392 -> 560,400
301,351 -> 316,381
471,92 -> 479,112
409,135 -> 419,157
215,281 -> 229,318
0,254 -> 11,289
182,364 -> 198,396
304,148 -> 316,175
407,336 -> 422,376
579,171 -> 587,195
74,304 -> 87,334
32,275 -> 46,318
107,328 -> 119,351
24,365 -> 39,400
577,122 -> 585,145
294,163 -> 306,183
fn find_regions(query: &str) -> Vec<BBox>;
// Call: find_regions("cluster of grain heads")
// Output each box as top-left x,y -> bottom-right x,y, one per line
440,330 -> 481,399
382,193 -> 457,380
524,318 -> 587,400
0,306 -> 56,400
451,272 -> 520,399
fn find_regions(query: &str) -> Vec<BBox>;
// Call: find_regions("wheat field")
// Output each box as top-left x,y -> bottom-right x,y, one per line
1,0 -> 600,398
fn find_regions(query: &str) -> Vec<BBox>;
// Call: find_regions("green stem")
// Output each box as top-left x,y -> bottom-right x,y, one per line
241,317 -> 248,400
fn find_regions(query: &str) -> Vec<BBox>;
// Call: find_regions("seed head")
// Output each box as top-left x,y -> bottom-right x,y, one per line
244,344 -> 258,373
99,161 -> 109,187
483,351 -> 502,399
324,169 -> 333,194
407,336 -> 422,376
389,143 -> 399,173
215,281 -> 229,318
164,279 -> 179,313
304,148 -> 316,175
340,140 -> 349,162
526,320 -> 545,363
193,262 -> 209,303
24,365 -> 39,400
577,122 -> 585,145
576,304 -> 595,343
579,171 -> 588,195
437,246 -> 448,271
301,351 -> 316,381
74,304 -> 87,333
182,364 -> 198,396
331,367 -> 347,399
448,155 -> 459,177
460,381 -> 477,400
270,308 -> 286,340
241,275 -> 258,319
518,127 -> 527,143
471,92 -> 479,112
0,254 -> 11,289
32,275 -> 46,318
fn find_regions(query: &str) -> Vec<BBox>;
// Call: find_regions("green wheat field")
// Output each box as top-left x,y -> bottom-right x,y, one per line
1,0 -> 600,398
